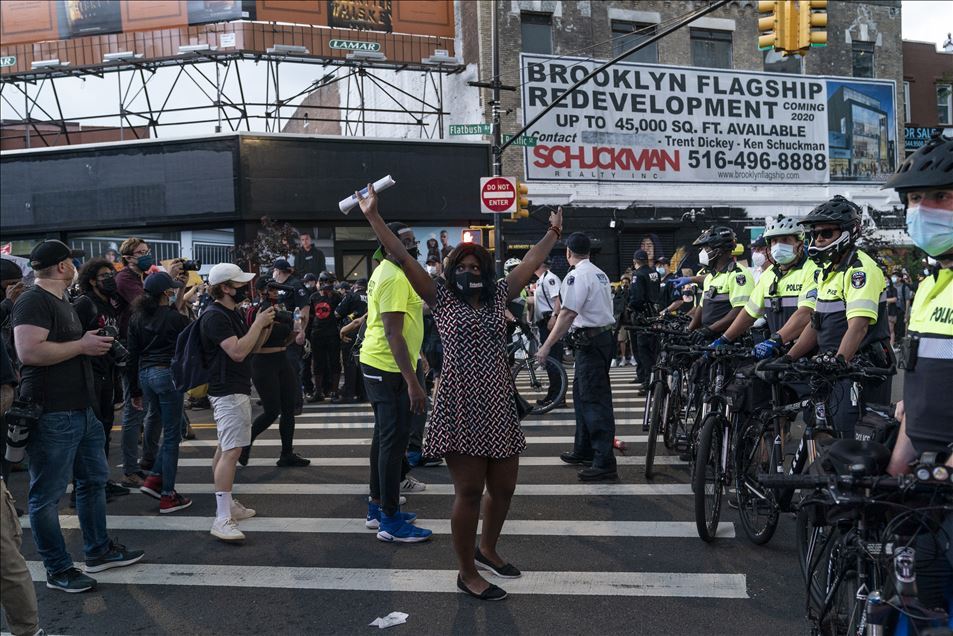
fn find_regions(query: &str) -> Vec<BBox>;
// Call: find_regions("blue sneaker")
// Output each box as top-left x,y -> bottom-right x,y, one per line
84,540 -> 145,573
376,512 -> 432,543
365,501 -> 417,529
406,451 -> 422,467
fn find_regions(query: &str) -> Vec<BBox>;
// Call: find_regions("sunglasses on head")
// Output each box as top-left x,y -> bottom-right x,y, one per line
810,228 -> 839,240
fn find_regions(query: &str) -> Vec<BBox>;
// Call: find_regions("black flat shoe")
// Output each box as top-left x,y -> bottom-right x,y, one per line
578,467 -> 619,482
475,548 -> 522,579
559,451 -> 593,466
456,575 -> 507,601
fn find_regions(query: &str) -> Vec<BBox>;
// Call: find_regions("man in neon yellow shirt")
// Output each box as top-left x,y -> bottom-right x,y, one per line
360,222 -> 431,543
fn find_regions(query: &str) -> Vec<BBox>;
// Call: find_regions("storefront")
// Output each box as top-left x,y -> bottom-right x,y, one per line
0,132 -> 490,279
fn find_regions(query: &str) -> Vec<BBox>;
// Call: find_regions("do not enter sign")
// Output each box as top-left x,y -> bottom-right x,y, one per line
480,177 -> 517,214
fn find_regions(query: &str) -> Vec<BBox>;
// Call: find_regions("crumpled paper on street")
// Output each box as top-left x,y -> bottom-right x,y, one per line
369,611 -> 408,629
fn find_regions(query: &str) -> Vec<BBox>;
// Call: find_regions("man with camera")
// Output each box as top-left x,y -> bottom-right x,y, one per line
115,238 -> 186,487
12,240 -> 144,592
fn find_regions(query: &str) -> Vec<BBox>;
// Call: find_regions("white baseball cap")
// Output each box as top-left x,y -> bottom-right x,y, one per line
208,263 -> 255,286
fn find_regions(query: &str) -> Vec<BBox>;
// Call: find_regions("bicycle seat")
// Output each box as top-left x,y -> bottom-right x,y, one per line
820,439 -> 891,477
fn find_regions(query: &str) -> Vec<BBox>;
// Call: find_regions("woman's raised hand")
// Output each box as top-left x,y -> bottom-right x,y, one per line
549,206 -> 563,231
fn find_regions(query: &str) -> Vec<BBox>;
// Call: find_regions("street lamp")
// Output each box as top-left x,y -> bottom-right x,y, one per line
31,59 -> 70,69
267,44 -> 309,55
346,50 -> 387,62
103,51 -> 143,63
178,44 -> 215,55
421,49 -> 461,65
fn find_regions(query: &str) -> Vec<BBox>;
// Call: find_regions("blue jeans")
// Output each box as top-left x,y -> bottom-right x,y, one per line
138,366 -> 184,495
121,373 -> 160,475
27,408 -> 110,574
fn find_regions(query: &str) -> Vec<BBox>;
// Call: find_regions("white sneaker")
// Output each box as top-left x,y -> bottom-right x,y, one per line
399,476 -> 427,493
230,499 -> 256,521
610,359 -> 619,368
369,495 -> 407,506
211,517 -> 245,542
628,357 -> 637,366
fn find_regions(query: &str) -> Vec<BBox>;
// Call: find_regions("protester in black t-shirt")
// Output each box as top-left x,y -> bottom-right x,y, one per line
334,278 -> 368,403
308,282 -> 342,401
202,263 -> 274,543
12,239 -> 144,593
0,257 -> 23,374
272,258 -> 310,412
73,258 -> 130,499
241,281 -> 310,468
294,232 -> 326,279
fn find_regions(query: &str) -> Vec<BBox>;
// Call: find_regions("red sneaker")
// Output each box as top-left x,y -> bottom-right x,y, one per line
159,492 -> 192,514
140,475 -> 163,500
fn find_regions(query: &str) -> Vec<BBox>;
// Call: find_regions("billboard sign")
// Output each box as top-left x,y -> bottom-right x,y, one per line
520,53 -> 897,185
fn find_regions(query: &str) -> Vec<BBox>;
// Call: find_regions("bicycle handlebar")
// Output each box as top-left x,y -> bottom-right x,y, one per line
757,472 -> 953,493
760,358 -> 895,381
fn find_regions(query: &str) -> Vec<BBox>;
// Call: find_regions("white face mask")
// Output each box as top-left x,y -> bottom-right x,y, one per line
426,265 -> 437,276
656,266 -> 667,276
751,252 -> 767,269
770,243 -> 797,265
698,249 -> 710,266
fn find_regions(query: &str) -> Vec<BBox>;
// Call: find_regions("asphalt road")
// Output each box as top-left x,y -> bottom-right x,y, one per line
3,365 -> 816,635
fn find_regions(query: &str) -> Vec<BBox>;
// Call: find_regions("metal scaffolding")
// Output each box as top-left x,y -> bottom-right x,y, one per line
0,51 -> 464,148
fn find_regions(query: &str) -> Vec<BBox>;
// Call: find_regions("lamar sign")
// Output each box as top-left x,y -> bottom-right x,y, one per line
329,39 -> 381,52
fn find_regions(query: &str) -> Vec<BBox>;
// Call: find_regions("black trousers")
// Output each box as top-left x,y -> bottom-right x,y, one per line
250,352 -> 298,456
537,319 -> 564,401
340,339 -> 364,400
571,330 -> 617,471
285,343 -> 305,410
311,333 -> 342,395
635,332 -> 657,385
91,370 -> 115,458
363,362 -> 414,517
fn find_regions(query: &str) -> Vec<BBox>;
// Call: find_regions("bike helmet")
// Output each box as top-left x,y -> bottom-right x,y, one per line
504,257 -> 522,273
882,132 -> 953,203
762,215 -> 805,241
800,196 -> 862,264
693,226 -> 736,262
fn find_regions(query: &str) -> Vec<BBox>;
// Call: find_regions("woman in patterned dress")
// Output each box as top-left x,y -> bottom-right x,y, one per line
356,184 -> 563,600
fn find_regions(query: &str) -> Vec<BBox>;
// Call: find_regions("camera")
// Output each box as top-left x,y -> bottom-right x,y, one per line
97,324 -> 130,367
182,259 -> 202,272
4,399 -> 42,463
266,282 -> 296,295
274,309 -> 295,325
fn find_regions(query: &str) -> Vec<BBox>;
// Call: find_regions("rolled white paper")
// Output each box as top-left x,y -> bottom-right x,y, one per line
339,175 -> 396,214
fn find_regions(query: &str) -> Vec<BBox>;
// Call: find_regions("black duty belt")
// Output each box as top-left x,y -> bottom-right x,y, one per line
575,325 -> 614,337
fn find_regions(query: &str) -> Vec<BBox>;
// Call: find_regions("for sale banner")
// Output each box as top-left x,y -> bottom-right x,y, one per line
520,53 -> 897,185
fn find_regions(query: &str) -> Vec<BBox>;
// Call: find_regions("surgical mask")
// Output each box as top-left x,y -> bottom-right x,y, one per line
698,249 -> 710,266
656,266 -> 667,277
427,265 -> 437,276
454,271 -> 483,295
891,276 -> 899,284
751,252 -> 767,269
770,243 -> 797,265
906,204 -> 953,257
136,254 -> 155,271
99,277 -> 118,295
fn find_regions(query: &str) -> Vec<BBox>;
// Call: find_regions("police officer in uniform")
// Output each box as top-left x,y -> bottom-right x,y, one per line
687,226 -> 755,340
533,259 -> 564,407
880,133 -> 953,611
537,233 -> 618,481
628,249 -> 660,390
712,215 -> 819,356
785,196 -> 893,438
334,277 -> 368,403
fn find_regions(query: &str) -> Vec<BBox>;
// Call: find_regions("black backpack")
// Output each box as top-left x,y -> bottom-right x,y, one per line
171,304 -> 226,392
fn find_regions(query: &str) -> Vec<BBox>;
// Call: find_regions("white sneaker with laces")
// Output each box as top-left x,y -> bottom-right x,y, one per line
628,357 -> 637,366
211,517 -> 245,542
399,476 -> 427,493
610,359 -> 619,368
230,499 -> 256,521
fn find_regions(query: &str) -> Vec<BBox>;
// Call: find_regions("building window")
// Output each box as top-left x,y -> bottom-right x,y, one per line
763,49 -> 802,74
938,84 -> 952,125
521,12 -> 552,55
903,81 -> 911,123
852,41 -> 874,78
611,21 -> 658,64
690,28 -> 732,69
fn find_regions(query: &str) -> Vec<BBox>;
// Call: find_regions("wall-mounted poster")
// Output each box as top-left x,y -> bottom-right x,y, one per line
64,0 -> 122,37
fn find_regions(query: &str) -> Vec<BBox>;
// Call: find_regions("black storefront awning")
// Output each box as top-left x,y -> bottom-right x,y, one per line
0,132 -> 491,236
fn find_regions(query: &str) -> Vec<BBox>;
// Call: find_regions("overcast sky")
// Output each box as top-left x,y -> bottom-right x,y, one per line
901,1 -> 953,46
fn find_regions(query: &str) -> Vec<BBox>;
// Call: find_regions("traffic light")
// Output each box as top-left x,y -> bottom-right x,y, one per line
757,1 -> 780,51
511,180 -> 530,220
797,0 -> 828,50
778,1 -> 800,54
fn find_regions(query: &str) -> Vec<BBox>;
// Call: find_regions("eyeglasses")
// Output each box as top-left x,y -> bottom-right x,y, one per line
132,248 -> 151,257
96,272 -> 115,281
810,228 -> 839,240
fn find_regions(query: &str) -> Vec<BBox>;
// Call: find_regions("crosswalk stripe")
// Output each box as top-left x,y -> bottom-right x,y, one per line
23,516 -> 733,538
175,455 -> 687,467
182,434 -> 650,447
158,483 -> 694,495
300,400 -> 646,414
23,562 -> 747,598
241,417 -> 646,430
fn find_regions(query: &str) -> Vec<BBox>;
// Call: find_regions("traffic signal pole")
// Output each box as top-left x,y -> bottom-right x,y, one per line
491,0 -> 504,277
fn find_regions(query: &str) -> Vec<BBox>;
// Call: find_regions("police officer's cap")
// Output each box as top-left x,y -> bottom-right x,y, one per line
566,232 -> 591,255
355,278 -> 368,287
0,258 -> 23,282
255,276 -> 272,291
302,273 -> 317,282
632,249 -> 649,261
656,256 -> 670,265
272,258 -> 292,272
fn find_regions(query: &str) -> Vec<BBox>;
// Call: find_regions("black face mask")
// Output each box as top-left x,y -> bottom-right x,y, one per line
454,271 -> 483,295
231,287 -> 247,304
99,277 -> 118,296
407,246 -> 420,260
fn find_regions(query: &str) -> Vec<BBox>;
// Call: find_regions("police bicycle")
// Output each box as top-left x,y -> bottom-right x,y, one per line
759,451 -> 952,636
508,318 -> 568,416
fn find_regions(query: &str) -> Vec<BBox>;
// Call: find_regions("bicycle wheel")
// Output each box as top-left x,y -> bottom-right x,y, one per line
512,356 -> 567,415
662,370 -> 681,450
798,516 -> 865,636
692,413 -> 725,542
734,418 -> 780,545
644,383 -> 668,480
